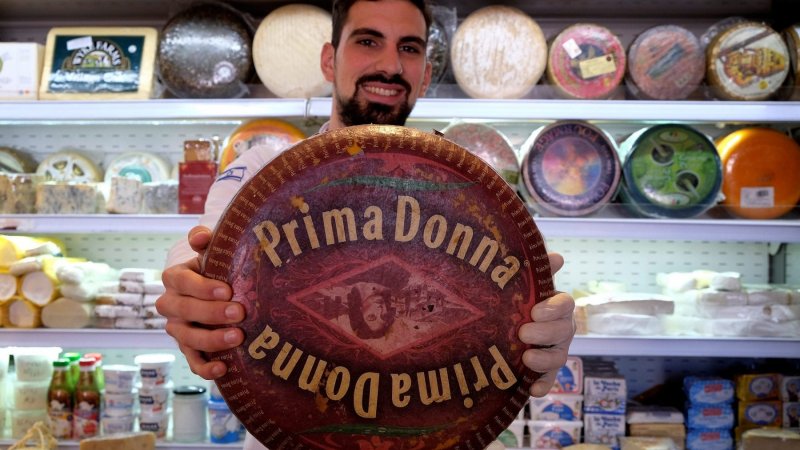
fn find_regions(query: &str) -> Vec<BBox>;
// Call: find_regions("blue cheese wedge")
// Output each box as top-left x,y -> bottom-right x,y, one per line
39,27 -> 158,100
106,176 -> 142,214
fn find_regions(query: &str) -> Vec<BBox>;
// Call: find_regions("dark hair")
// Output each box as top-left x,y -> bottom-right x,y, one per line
331,0 -> 432,49
347,285 -> 395,339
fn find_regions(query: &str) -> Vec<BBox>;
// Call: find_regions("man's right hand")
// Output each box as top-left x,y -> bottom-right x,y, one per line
155,226 -> 245,380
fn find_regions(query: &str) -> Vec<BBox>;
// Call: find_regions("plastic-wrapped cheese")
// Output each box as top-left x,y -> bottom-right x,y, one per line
36,150 -> 102,182
253,4 -> 332,98
20,270 -> 59,306
620,124 -> 722,219
706,22 -> 790,100
441,122 -> 519,185
35,182 -> 103,214
42,297 -> 93,328
219,119 -> 305,173
716,127 -> 800,219
106,176 -> 142,214
626,25 -> 705,100
450,6 -> 546,99
547,23 -> 626,99
2,298 -> 41,327
0,173 -> 40,214
0,271 -> 17,301
519,121 -> 620,217
0,235 -> 65,268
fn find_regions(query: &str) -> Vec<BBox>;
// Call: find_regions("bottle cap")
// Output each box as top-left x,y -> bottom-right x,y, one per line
174,385 -> 207,396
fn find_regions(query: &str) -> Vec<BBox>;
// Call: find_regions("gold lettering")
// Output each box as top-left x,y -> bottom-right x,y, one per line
252,220 -> 282,267
272,342 -> 303,381
394,195 -> 420,242
282,220 -> 302,256
326,366 -> 350,401
354,372 -> 380,419
416,368 -> 451,406
391,373 -> 412,408
248,324 -> 281,359
446,223 -> 473,259
423,214 -> 447,249
470,356 -> 490,392
469,236 -> 499,273
322,208 -> 358,245
492,256 -> 520,289
488,345 -> 517,390
362,206 -> 384,240
297,355 -> 328,393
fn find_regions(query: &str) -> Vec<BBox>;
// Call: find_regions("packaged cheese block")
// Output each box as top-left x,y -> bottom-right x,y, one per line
35,182 -> 102,214
716,127 -> 800,219
626,25 -> 705,100
620,124 -> 721,219
741,427 -> 800,450
785,402 -> 800,427
119,267 -> 160,283
583,413 -> 626,446
106,176 -> 142,214
618,436 -> 681,450
520,121 -> 620,217
0,173 -> 41,214
158,2 -> 253,98
56,260 -> 116,285
0,43 -> 44,100
783,24 -> 800,100
737,373 -> 781,401
219,119 -> 306,173
739,400 -> 782,427
78,431 -> 157,450
709,271 -> 742,291
626,406 -> 684,424
104,152 -> 171,184
577,292 -> 674,316
253,4 -> 332,98
547,24 -> 626,99
442,122 -> 519,185
0,235 -> 65,268
551,356 -> 583,394
140,181 -> 178,214
529,393 -> 584,421
745,285 -> 791,306
0,146 -> 38,173
2,297 -> 41,327
706,22 -> 790,100
451,6 -> 546,99
36,150 -> 102,183
20,270 -> 59,306
587,312 -> 664,336
39,27 -> 158,100
41,296 -> 93,328
200,125 -> 555,450
0,271 -> 17,302
687,403 -> 734,429
780,375 -> 800,401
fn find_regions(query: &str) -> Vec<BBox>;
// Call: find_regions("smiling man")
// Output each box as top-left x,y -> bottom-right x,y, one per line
157,1 -> 576,449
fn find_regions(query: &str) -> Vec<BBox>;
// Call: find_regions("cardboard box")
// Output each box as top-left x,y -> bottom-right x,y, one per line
178,162 -> 216,214
0,43 -> 44,100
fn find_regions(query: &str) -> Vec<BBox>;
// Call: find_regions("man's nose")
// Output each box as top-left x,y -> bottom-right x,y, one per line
375,48 -> 403,76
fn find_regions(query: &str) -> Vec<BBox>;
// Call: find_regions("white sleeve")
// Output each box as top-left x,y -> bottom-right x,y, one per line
164,146 -> 275,268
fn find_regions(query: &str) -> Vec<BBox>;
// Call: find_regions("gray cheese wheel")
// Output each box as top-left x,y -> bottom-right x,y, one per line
451,6 -> 546,99
253,4 -> 332,98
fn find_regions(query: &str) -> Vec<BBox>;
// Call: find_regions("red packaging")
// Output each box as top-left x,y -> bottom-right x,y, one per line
179,161 -> 217,214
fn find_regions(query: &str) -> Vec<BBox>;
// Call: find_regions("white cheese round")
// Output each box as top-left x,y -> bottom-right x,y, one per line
253,4 -> 332,98
104,152 -> 171,183
451,5 -> 546,99
36,150 -> 102,183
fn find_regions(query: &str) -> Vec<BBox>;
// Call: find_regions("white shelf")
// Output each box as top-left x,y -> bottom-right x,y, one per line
2,98 -> 799,123
1,214 -> 798,243
2,329 -> 798,358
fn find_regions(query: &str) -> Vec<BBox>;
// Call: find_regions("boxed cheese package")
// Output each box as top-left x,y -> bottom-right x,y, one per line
0,43 -> 44,100
39,27 -> 158,100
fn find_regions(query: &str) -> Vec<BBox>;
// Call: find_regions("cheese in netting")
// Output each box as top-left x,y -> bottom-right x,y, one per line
627,25 -> 705,100
706,22 -> 789,101
37,150 -> 102,182
451,6 -> 546,99
547,23 -> 626,99
39,27 -> 158,100
253,4 -> 332,98
716,127 -> 800,219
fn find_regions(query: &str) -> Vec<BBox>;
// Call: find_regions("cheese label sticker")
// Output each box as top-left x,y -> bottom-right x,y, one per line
48,35 -> 145,93
201,125 -> 554,450
563,38 -> 583,59
740,187 -> 775,208
579,55 -> 617,79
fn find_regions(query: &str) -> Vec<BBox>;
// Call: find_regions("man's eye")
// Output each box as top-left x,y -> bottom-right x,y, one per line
357,39 -> 376,47
400,45 -> 421,54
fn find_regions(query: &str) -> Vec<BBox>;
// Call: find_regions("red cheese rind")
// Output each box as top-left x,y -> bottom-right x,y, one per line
627,25 -> 705,100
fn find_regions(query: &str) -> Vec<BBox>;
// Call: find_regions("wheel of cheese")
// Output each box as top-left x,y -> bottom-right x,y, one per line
700,16 -> 748,50
427,15 -> 450,87
706,22 -> 790,101
783,24 -> 800,100
104,152 -> 171,183
626,25 -> 705,100
547,24 -> 626,99
201,125 -> 554,450
619,124 -> 722,219
36,150 -> 102,182
158,2 -> 254,98
519,121 -> 620,217
450,6 -> 546,99
716,127 -> 800,219
441,122 -> 519,185
0,147 -> 37,173
253,4 -> 331,98
219,119 -> 306,173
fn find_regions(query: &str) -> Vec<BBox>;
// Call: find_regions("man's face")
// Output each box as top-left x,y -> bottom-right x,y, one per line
322,0 -> 432,127
362,294 -> 389,332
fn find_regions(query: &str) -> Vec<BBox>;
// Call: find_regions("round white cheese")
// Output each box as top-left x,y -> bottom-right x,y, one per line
0,147 -> 37,173
0,272 -> 17,301
104,152 -> 171,183
36,150 -> 102,182
451,5 -> 546,99
253,4 -> 332,98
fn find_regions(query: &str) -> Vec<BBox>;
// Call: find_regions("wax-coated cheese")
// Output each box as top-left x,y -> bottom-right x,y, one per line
219,119 -> 305,173
37,151 -> 102,182
716,127 -> 800,219
547,24 -> 626,99
253,4 -> 332,98
78,431 -> 157,450
40,27 -> 158,100
0,43 -> 44,100
451,6 -> 546,99
707,22 -> 789,100
627,25 -> 705,100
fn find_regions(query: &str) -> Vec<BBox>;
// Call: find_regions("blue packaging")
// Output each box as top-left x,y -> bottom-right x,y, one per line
684,376 -> 734,405
686,428 -> 733,450
208,398 -> 243,443
686,403 -> 734,429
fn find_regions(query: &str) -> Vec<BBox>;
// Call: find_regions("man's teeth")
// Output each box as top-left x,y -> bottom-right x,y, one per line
364,86 -> 399,96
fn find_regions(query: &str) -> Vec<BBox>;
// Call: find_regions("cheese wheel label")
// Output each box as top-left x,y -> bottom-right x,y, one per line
202,125 -> 553,450
579,55 -> 617,78
740,187 -> 775,208
47,35 -> 145,93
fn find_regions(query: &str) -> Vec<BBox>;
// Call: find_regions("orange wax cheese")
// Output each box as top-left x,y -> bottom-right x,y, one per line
716,128 -> 800,219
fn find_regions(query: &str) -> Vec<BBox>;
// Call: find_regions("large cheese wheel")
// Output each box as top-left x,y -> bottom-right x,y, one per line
253,4 -> 331,98
620,124 -> 722,219
36,150 -> 102,182
716,127 -> 800,219
104,152 -> 171,183
158,2 -> 254,98
218,119 -> 306,173
706,22 -> 790,101
0,147 -> 37,173
626,25 -> 705,100
783,24 -> 800,100
547,24 -> 626,99
519,121 -> 621,217
441,122 -> 519,185
451,6 -> 546,99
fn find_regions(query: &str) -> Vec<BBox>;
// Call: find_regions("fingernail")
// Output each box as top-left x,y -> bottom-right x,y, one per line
224,329 -> 239,344
213,287 -> 229,300
212,364 -> 226,378
225,305 -> 240,319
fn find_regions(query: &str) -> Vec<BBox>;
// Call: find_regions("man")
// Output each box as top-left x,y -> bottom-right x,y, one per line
156,1 -> 575,448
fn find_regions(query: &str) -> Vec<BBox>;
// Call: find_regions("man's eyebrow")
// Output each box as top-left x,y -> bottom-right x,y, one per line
349,27 -> 427,46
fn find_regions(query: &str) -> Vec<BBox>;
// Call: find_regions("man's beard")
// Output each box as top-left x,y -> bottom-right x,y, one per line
336,74 -> 414,127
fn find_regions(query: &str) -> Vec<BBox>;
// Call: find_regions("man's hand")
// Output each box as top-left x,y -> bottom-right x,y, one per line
155,226 -> 246,380
518,252 -> 577,397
